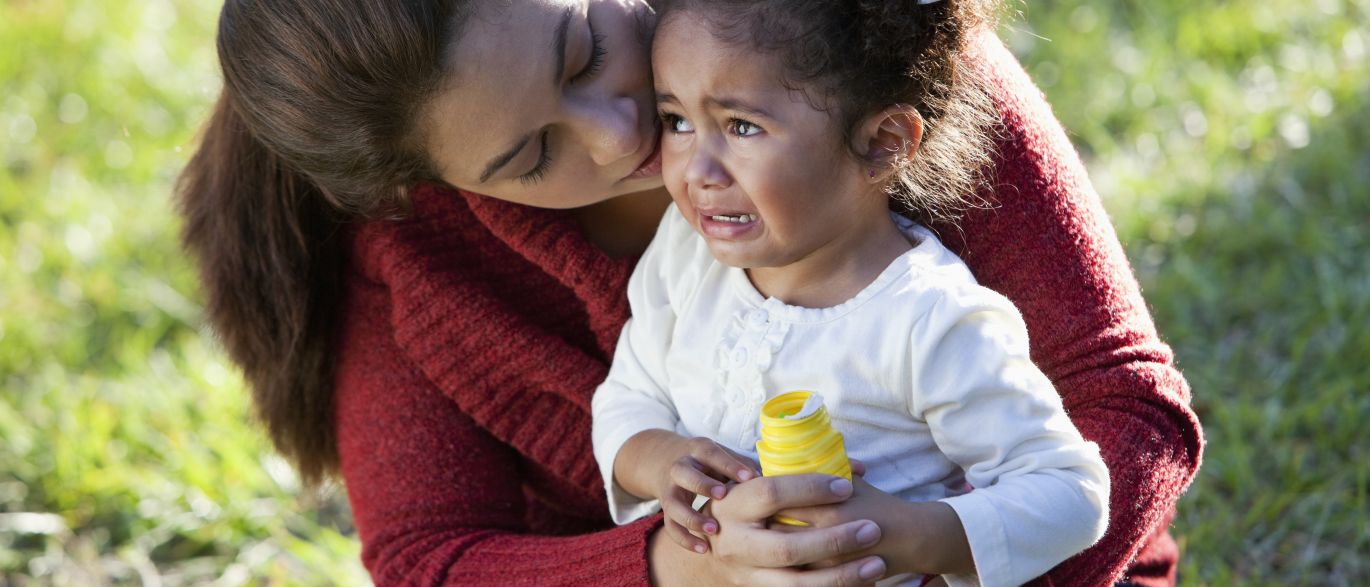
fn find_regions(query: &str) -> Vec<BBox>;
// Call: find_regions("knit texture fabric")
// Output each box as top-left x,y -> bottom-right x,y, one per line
332,35 -> 1202,586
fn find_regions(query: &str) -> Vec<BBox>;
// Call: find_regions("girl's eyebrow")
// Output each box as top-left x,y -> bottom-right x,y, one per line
707,96 -> 775,121
655,92 -> 776,121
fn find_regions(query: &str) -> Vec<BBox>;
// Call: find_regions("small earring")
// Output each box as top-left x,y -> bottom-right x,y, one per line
868,169 -> 876,178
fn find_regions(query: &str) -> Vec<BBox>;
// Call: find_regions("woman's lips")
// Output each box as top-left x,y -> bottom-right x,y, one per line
625,136 -> 662,179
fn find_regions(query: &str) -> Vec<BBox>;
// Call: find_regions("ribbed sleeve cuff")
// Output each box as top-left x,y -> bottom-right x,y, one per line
941,490 -> 1005,587
606,473 -> 664,525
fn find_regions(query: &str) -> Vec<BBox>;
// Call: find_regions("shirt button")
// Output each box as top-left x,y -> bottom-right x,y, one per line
730,347 -> 749,366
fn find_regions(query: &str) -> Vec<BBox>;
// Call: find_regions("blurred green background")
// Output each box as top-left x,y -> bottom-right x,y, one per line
1,0 -> 1366,585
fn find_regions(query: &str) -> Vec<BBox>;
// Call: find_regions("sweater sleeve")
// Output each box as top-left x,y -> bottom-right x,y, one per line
591,208 -> 695,524
942,34 -> 1205,586
334,272 -> 662,586
909,291 -> 1110,587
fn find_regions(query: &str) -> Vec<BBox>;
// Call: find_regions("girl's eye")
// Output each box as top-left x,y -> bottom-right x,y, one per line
570,32 -> 607,84
729,119 -> 763,137
663,114 -> 694,133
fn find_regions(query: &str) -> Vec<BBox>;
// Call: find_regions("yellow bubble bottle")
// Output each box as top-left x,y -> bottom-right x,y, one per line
755,391 -> 852,526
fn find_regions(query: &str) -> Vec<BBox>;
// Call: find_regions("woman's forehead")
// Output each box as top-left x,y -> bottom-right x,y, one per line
449,0 -> 575,85
429,0 -> 578,184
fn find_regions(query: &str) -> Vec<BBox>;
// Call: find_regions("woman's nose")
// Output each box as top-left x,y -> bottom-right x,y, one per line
684,139 -> 731,190
570,96 -> 641,167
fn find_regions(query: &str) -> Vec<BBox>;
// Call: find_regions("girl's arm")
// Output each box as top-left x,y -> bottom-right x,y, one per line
785,294 -> 1110,586
591,205 -> 754,534
910,294 -> 1110,586
942,34 -> 1205,585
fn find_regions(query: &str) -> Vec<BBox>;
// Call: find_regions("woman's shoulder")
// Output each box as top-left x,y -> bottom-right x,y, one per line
347,183 -> 492,284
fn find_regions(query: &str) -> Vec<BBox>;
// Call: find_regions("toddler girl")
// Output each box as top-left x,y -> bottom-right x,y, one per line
592,1 -> 1109,585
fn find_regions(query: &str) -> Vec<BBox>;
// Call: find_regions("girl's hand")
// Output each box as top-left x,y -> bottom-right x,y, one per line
655,436 -> 759,553
777,476 -> 974,577
673,473 -> 888,586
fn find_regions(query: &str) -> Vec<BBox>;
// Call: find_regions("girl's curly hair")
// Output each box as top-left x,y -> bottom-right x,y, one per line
657,0 -> 1004,224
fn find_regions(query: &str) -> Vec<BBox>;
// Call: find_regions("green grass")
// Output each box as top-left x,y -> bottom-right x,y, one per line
1,0 -> 1366,585
0,1 -> 365,584
1011,1 -> 1370,583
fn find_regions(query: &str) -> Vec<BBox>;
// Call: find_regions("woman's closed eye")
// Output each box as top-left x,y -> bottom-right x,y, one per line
570,31 -> 606,84
518,131 -> 552,186
518,21 -> 605,186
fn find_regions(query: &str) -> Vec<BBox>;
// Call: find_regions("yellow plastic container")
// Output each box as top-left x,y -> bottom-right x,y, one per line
755,391 -> 852,526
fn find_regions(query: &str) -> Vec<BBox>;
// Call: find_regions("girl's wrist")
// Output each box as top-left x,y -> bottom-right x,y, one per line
616,430 -> 689,500
884,501 -> 975,576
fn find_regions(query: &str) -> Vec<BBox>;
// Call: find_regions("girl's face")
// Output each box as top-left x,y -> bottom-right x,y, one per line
652,16 -> 881,270
422,0 -> 664,209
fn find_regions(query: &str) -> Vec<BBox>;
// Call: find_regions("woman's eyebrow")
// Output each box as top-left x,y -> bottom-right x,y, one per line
550,6 -> 574,84
479,131 -> 533,183
478,7 -> 574,184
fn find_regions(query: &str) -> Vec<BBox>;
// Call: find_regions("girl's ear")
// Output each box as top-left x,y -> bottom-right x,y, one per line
854,105 -> 924,172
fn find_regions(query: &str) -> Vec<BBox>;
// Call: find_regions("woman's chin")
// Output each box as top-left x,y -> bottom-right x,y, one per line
616,174 -> 666,194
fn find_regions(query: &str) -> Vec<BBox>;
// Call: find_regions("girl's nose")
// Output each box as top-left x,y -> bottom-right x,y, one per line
684,139 -> 732,191
570,95 -> 641,167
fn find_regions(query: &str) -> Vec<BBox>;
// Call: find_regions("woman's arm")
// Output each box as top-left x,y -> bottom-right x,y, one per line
943,34 -> 1205,586
334,273 -> 663,585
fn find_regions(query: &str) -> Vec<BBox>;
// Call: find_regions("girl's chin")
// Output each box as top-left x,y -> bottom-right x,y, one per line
704,242 -> 765,269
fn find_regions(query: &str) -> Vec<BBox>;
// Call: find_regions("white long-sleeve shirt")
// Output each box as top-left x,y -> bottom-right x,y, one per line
591,206 -> 1109,587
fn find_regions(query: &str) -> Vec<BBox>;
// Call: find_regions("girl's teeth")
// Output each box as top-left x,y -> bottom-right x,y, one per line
710,214 -> 757,223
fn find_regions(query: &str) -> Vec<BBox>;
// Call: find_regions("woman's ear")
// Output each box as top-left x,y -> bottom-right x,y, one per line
854,105 -> 924,172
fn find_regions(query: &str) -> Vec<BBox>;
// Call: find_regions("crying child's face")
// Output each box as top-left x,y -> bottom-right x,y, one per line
649,13 -> 879,271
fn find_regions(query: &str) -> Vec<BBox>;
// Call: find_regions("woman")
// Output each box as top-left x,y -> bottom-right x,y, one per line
178,1 -> 1202,585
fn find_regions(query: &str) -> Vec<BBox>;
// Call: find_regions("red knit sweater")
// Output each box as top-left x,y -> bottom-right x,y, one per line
333,37 -> 1202,586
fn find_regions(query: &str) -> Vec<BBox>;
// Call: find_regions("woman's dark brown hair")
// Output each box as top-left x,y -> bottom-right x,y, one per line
176,0 -> 468,485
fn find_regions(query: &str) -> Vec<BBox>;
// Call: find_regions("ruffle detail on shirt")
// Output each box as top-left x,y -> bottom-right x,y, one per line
705,299 -> 791,440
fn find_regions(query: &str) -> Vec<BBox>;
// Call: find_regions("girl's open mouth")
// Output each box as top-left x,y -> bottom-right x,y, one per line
698,210 -> 760,239
707,213 -> 757,223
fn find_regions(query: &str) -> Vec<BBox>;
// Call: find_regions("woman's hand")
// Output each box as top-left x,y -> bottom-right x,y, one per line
778,476 -> 975,578
651,473 -> 889,586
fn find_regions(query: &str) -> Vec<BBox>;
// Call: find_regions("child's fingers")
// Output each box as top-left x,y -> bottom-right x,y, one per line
671,457 -> 731,500
664,489 -> 720,536
717,444 -> 762,473
662,495 -> 713,553
663,519 -> 709,553
685,437 -> 758,483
